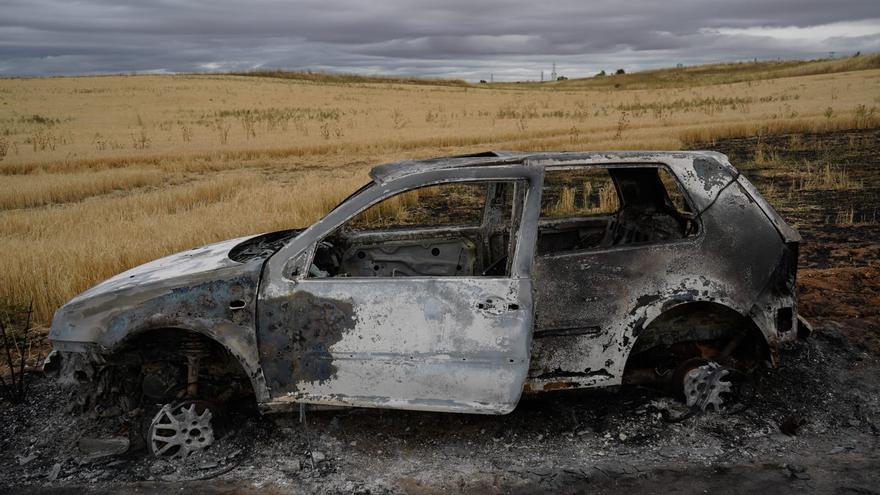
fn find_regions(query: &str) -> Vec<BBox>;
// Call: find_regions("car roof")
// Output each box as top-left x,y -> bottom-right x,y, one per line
368,150 -> 730,185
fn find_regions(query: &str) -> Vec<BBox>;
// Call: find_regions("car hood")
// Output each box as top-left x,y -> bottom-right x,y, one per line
67,235 -> 258,305
49,234 -> 271,348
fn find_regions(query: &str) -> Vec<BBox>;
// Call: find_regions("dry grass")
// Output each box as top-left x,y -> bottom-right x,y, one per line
0,171 -> 362,322
797,163 -> 863,191
513,53 -> 880,91
350,183 -> 494,229
831,207 -> 877,226
837,207 -> 879,226
678,109 -> 880,146
0,168 -> 164,209
350,187 -> 427,228
230,69 -> 471,88
1,58 -> 879,325
546,183 -> 619,217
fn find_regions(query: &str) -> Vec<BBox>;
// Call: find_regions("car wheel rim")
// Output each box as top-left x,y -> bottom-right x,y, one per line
148,401 -> 215,458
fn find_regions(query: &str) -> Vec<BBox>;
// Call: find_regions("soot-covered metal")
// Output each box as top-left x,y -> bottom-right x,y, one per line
48,150 -> 804,417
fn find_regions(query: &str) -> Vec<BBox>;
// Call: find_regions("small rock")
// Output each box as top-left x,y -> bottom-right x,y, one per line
87,470 -> 106,481
827,446 -> 846,455
311,451 -> 326,463
848,419 -> 862,427
658,447 -> 678,458
283,459 -> 302,472
18,453 -> 37,466
47,463 -> 62,481
529,466 -> 553,477
349,441 -> 357,447
787,463 -> 806,474
618,433 -> 628,441
98,406 -> 122,418
198,461 -> 219,470
149,461 -> 170,476
77,436 -> 129,462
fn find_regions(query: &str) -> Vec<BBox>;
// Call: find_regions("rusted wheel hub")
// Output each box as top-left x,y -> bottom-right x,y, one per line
148,400 -> 215,458
683,362 -> 733,412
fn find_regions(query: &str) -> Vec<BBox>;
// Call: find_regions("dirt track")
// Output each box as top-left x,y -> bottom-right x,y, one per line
1,129 -> 879,494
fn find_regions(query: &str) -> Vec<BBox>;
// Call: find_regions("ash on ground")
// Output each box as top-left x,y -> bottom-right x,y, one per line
1,321 -> 878,494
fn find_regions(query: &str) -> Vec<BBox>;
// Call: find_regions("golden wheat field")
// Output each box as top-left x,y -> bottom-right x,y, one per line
1,58 -> 879,325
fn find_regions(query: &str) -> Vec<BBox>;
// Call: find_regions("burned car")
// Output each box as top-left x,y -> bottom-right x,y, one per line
49,151 -> 805,456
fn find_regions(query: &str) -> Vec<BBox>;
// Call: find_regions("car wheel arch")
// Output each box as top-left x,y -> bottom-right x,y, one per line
110,324 -> 270,404
621,299 -> 774,377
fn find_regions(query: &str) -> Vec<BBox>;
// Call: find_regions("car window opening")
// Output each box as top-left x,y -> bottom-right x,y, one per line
310,180 -> 522,278
537,166 -> 698,255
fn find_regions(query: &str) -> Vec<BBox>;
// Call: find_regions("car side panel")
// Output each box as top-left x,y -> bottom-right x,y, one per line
258,277 -> 533,414
526,161 -> 788,392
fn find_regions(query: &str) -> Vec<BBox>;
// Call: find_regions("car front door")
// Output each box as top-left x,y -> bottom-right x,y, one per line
257,166 -> 542,414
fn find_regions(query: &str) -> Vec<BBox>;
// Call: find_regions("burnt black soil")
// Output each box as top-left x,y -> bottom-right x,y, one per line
707,128 -> 880,352
1,129 -> 879,494
708,128 -> 880,272
2,322 -> 877,494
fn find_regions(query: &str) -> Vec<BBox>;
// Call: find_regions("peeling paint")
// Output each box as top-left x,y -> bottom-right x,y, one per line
48,150 -> 800,416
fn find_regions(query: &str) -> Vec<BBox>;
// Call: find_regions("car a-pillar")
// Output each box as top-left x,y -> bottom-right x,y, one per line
109,328 -> 256,458
621,301 -> 771,411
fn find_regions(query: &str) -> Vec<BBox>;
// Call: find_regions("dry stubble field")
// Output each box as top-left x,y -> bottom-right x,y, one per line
1,57 -> 879,326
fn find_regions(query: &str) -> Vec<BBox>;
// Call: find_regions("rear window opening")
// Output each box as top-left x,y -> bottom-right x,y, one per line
537,166 -> 698,255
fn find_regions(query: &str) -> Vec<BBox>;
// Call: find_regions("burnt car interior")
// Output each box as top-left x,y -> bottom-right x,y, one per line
308,165 -> 700,276
537,165 -> 698,255
310,180 -> 522,278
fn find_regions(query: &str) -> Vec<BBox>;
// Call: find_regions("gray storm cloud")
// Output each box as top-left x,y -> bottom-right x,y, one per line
0,0 -> 878,79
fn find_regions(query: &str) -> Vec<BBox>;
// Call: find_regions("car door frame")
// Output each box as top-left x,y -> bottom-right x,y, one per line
257,163 -> 544,414
527,160 -> 710,392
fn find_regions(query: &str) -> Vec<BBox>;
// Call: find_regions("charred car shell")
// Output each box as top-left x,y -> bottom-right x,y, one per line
49,151 -> 804,415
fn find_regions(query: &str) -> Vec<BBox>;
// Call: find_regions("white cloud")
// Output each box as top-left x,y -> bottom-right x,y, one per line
712,19 -> 880,40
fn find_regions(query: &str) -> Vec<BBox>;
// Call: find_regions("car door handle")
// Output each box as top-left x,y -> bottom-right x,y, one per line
229,299 -> 247,310
475,298 -> 519,314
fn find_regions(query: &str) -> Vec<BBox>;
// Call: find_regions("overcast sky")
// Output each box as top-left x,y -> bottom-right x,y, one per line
1,0 -> 878,80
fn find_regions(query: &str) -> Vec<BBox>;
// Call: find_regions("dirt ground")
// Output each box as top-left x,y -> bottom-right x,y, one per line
1,129 -> 879,494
